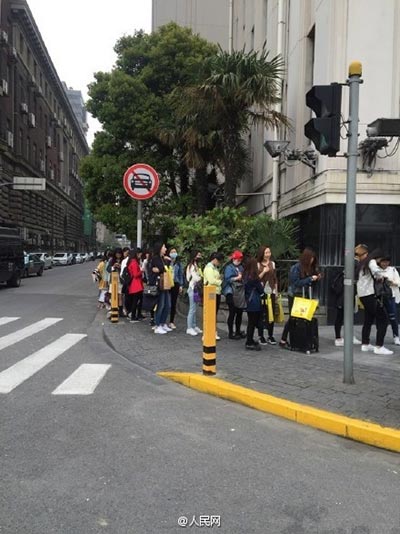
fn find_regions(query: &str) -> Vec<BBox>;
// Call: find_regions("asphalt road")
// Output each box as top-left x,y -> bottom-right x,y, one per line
0,263 -> 399,534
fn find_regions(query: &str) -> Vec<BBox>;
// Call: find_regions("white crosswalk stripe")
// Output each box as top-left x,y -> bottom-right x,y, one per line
52,364 -> 111,395
0,317 -> 20,326
0,333 -> 87,394
0,317 -> 63,351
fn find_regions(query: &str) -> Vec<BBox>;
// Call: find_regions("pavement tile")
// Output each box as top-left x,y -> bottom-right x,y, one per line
102,307 -> 400,429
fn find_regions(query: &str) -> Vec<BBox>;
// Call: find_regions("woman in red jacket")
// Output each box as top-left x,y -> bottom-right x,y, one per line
127,248 -> 144,323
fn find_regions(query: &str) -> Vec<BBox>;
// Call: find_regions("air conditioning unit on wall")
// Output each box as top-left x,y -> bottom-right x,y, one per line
28,113 -> 36,127
6,131 -> 13,148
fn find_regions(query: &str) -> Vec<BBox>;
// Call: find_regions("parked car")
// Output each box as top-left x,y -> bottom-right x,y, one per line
52,252 -> 72,266
81,253 -> 90,262
0,225 -> 24,287
31,252 -> 52,269
25,254 -> 45,277
76,253 -> 86,263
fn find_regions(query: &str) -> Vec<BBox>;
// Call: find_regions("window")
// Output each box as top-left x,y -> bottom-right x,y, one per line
33,143 -> 37,166
19,32 -> 24,54
26,136 -> 31,162
19,129 -> 23,156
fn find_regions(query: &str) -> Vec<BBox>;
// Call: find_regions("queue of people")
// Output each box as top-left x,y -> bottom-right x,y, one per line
93,242 -> 400,354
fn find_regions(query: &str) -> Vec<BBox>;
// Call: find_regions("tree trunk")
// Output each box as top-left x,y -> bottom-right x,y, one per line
195,167 -> 208,214
223,132 -> 240,207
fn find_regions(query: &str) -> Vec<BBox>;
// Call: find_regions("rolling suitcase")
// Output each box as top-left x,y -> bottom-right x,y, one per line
289,286 -> 319,354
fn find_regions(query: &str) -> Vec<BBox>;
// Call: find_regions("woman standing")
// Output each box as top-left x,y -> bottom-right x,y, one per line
223,250 -> 245,340
127,248 -> 144,323
280,248 -> 321,347
376,255 -> 400,345
186,250 -> 203,336
355,245 -> 393,355
257,245 -> 278,345
107,247 -> 125,317
168,247 -> 184,329
243,257 -> 264,351
149,243 -> 172,335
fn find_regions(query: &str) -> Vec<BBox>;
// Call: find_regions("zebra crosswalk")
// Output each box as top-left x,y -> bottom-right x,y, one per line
0,317 -> 111,396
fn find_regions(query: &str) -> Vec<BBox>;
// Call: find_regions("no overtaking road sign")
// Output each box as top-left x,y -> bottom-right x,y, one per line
123,163 -> 159,201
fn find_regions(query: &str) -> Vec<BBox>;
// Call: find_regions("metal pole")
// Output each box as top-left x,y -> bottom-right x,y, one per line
137,201 -> 142,248
228,0 -> 233,53
343,61 -> 362,384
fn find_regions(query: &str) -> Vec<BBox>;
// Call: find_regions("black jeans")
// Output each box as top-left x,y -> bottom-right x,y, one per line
225,293 -> 243,335
334,307 -> 344,339
247,311 -> 261,345
170,284 -> 180,323
130,291 -> 143,320
360,294 -> 388,346
281,296 -> 294,342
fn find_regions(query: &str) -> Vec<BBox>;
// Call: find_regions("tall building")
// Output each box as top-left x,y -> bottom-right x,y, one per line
152,0 -> 230,49
232,0 -> 400,265
0,0 -> 89,252
63,83 -> 89,137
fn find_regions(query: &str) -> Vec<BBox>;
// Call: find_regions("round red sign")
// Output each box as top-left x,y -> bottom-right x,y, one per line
123,163 -> 159,200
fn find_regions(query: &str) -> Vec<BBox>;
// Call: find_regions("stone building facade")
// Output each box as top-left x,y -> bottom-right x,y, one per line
0,0 -> 89,252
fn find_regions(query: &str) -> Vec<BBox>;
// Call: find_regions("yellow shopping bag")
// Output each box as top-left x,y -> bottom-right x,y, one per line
274,294 -> 285,323
291,296 -> 319,321
265,295 -> 274,322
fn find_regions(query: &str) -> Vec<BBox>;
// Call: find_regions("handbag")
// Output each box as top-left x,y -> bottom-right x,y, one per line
144,284 -> 159,297
159,271 -> 172,291
273,294 -> 285,323
232,281 -> 246,309
291,286 -> 318,321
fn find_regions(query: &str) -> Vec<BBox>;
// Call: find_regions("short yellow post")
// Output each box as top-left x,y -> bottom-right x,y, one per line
202,285 -> 216,375
110,271 -> 119,323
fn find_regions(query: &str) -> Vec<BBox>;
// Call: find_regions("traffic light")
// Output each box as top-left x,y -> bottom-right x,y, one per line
304,83 -> 342,156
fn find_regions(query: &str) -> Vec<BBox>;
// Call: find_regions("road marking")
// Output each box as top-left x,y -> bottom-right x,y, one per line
0,318 -> 63,351
52,364 -> 111,395
0,333 -> 86,394
0,317 -> 20,326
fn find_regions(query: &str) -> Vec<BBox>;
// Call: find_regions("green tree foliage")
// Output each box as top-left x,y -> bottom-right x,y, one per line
178,48 -> 289,206
160,207 -> 298,263
80,24 -> 217,235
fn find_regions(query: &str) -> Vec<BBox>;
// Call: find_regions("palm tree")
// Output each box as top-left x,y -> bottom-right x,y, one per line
182,47 -> 288,206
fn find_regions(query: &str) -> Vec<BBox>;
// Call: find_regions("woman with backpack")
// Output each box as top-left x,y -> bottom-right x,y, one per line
243,257 -> 265,351
257,245 -> 278,345
279,247 -> 321,348
149,242 -> 172,335
186,250 -> 203,336
222,250 -> 245,340
355,245 -> 393,355
126,248 -> 144,323
168,247 -> 184,330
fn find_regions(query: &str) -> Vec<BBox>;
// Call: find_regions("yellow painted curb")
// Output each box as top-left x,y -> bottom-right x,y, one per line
158,371 -> 400,453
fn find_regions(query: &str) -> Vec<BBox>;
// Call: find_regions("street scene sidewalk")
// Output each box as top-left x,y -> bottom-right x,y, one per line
102,303 -> 400,436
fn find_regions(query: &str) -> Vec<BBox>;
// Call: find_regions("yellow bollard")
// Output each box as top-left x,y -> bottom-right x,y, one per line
202,285 -> 216,375
110,271 -> 119,323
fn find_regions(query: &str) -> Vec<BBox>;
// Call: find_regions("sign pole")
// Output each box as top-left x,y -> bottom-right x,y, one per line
343,61 -> 362,385
137,201 -> 142,248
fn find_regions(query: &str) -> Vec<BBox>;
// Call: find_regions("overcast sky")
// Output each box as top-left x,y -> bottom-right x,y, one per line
28,0 -> 152,145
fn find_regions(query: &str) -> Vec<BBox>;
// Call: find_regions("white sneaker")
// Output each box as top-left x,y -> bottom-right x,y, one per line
374,346 -> 394,355
154,326 -> 167,334
216,333 -> 221,340
361,344 -> 375,352
353,336 -> 362,345
194,326 -> 203,334
334,338 -> 344,347
394,336 -> 400,346
161,324 -> 172,332
186,328 -> 198,336
169,323 -> 177,330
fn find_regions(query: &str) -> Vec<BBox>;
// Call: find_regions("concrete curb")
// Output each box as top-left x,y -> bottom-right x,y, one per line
158,371 -> 400,454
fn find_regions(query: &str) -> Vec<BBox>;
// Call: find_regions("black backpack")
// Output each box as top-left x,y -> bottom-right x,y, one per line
331,271 -> 344,296
120,268 -> 132,286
